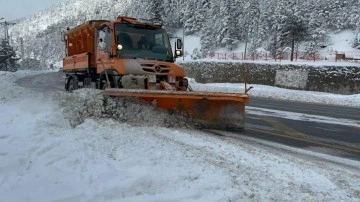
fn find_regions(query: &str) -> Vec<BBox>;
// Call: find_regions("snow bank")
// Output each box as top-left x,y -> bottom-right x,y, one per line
186,78 -> 360,107
58,89 -> 192,128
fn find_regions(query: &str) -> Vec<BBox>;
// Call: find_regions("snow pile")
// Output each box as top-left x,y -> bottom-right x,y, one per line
58,89 -> 192,128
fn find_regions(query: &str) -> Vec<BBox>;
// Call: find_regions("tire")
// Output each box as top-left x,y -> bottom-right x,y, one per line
67,77 -> 78,92
99,76 -> 107,90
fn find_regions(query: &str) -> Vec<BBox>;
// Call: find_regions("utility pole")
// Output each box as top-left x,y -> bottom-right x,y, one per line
19,37 -> 24,60
0,20 -> 16,42
182,26 -> 184,61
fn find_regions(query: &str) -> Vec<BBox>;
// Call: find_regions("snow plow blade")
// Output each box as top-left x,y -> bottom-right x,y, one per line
103,88 -> 249,130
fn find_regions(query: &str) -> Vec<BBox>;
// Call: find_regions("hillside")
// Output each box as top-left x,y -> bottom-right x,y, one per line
8,0 -> 130,69
5,0 -> 360,69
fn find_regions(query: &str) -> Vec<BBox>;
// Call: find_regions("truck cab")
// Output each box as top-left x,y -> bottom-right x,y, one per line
63,16 -> 186,91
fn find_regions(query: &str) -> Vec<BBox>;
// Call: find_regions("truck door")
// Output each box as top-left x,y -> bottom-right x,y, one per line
98,26 -> 112,55
96,25 -> 115,75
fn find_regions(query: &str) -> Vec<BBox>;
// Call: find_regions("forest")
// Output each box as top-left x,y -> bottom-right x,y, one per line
3,0 -> 360,69
128,0 -> 360,55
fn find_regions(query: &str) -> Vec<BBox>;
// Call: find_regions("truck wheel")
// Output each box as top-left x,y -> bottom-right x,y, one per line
67,77 -> 78,92
99,77 -> 107,90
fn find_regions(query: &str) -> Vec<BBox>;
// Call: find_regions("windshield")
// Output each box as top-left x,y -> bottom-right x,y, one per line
115,23 -> 174,62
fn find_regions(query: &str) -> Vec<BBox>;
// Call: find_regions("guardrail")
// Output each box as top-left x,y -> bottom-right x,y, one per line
334,51 -> 360,61
179,61 -> 360,95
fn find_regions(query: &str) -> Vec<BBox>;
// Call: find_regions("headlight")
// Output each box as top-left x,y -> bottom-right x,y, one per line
117,44 -> 123,50
175,50 -> 182,56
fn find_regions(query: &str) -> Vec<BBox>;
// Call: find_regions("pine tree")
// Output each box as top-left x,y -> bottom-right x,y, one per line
147,0 -> 165,22
246,0 -> 261,54
207,1 -> 223,49
200,18 -> 214,56
183,0 -> 197,35
0,40 -> 19,71
162,0 -> 183,28
219,0 -> 240,50
279,16 -> 308,61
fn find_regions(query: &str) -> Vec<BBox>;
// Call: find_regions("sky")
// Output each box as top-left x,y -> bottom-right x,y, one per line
0,0 -> 67,21
0,70 -> 359,201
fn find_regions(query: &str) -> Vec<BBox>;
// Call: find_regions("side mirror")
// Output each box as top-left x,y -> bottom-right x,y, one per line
176,38 -> 182,49
61,31 -> 66,42
174,38 -> 183,58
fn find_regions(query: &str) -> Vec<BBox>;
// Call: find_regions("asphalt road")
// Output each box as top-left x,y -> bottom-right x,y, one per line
245,97 -> 360,161
16,71 -> 360,161
16,71 -> 64,93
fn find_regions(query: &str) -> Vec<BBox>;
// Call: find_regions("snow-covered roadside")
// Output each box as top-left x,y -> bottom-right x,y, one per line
188,78 -> 360,107
0,70 -> 359,201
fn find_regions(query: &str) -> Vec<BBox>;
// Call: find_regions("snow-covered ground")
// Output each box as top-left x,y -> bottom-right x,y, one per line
0,70 -> 359,202
176,29 -> 360,66
189,78 -> 360,107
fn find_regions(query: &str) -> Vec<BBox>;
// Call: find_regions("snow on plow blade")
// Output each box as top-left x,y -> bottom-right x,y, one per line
103,88 -> 249,130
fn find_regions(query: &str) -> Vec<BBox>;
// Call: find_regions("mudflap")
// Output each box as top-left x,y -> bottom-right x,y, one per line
103,88 -> 249,130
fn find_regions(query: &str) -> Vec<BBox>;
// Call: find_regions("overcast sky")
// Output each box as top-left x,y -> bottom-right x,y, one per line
0,0 -> 68,21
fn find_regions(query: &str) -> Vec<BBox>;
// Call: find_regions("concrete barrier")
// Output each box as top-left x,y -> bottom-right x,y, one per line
178,61 -> 360,95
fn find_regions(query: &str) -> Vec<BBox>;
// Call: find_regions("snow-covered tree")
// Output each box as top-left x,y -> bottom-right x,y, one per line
0,40 -> 19,71
147,0 -> 165,22
183,0 -> 197,35
219,0 -> 240,50
5,0 -> 360,67
279,16 -> 308,61
200,18 -> 214,55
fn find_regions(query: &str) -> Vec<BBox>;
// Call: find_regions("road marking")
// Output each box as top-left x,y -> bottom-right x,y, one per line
312,126 -> 339,132
246,119 -> 360,156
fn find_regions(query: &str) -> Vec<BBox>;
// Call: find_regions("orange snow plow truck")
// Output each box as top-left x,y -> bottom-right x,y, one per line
62,16 -> 250,130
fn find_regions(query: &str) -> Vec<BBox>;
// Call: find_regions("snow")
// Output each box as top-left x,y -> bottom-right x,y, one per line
326,30 -> 358,52
175,29 -> 360,67
0,70 -> 360,201
188,79 -> 360,107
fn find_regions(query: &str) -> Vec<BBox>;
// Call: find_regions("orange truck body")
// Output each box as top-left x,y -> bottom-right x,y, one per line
62,16 -> 249,130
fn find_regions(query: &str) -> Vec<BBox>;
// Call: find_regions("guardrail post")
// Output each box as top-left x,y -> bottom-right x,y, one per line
335,51 -> 337,62
313,53 -> 315,62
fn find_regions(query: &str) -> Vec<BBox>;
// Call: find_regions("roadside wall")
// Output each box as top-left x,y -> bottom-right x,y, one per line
178,61 -> 360,95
